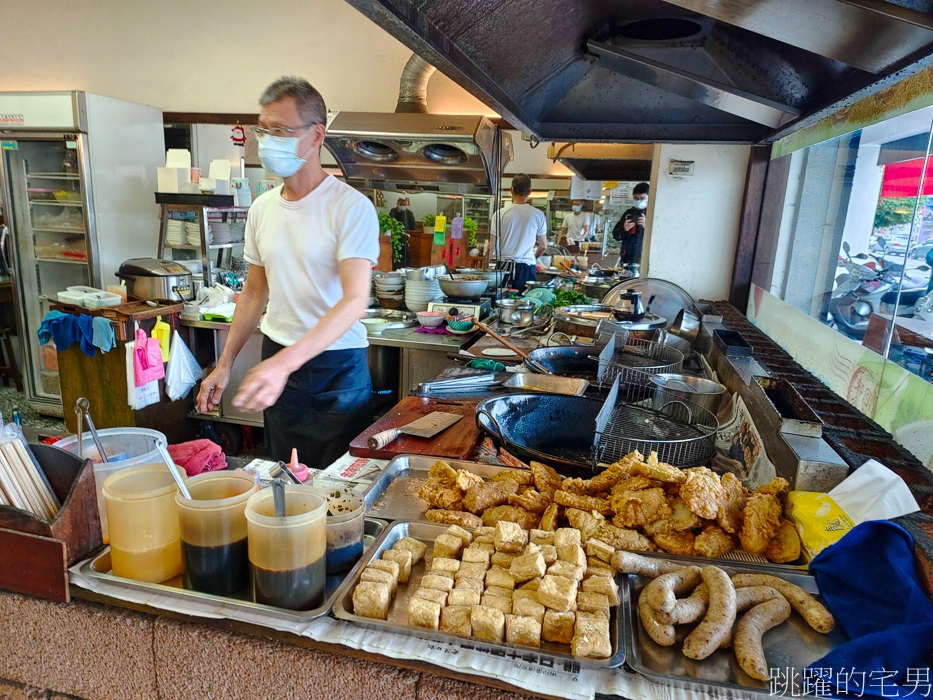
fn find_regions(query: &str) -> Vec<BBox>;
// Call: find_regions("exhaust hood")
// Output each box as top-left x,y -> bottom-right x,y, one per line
547,143 -> 654,181
323,112 -> 513,195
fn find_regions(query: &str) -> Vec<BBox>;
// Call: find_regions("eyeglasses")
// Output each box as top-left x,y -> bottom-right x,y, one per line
251,122 -> 319,138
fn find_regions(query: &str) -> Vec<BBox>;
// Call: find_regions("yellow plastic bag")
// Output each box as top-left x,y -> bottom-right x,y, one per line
786,491 -> 854,561
151,316 -> 171,362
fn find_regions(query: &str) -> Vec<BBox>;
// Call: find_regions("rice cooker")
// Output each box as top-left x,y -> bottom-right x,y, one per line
116,258 -> 194,302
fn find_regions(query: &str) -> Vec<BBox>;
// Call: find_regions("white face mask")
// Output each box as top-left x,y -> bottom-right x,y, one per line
397,205 -> 407,212
635,199 -> 648,210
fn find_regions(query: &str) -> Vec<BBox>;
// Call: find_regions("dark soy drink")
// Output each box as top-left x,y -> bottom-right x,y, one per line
183,538 -> 250,595
252,559 -> 325,610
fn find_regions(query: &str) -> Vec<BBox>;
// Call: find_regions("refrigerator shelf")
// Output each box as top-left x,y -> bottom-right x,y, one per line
29,200 -> 83,208
26,173 -> 81,181
32,227 -> 86,234
35,257 -> 88,265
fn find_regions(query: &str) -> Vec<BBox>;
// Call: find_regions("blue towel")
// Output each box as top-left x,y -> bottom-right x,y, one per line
91,317 -> 115,353
805,521 -> 933,698
36,311 -> 97,357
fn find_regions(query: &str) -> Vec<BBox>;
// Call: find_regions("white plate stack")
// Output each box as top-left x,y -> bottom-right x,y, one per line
374,272 -> 405,309
211,222 -> 231,245
185,221 -> 208,245
404,278 -> 442,312
166,220 -> 185,246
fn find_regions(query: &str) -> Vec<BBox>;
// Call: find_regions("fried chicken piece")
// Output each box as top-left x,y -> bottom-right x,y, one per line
493,470 -> 534,486
560,477 -> 590,496
681,467 -> 725,520
508,489 -> 552,514
694,524 -> 736,558
629,452 -> 687,484
594,522 -> 655,552
425,509 -> 483,529
739,493 -> 783,556
643,497 -> 703,536
530,461 -> 563,497
463,480 -> 520,514
611,476 -> 658,496
417,481 -> 464,511
765,519 -> 801,564
664,482 -> 681,498
482,504 -> 539,530
455,469 -> 484,493
652,530 -> 696,556
553,490 -> 613,516
607,450 -> 646,477
610,487 -> 672,529
564,508 -> 605,541
755,477 -> 790,500
429,461 -> 458,486
539,503 -> 561,531
579,464 -> 627,495
717,472 -> 749,534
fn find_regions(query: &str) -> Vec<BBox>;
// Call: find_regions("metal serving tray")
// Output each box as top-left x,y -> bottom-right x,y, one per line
623,559 -> 847,695
80,518 -> 388,624
503,373 -> 589,396
363,455 -> 522,521
333,520 -> 627,668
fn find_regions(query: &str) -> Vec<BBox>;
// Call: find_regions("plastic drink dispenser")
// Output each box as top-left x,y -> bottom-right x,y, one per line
245,485 -> 327,610
175,471 -> 258,595
102,464 -> 184,583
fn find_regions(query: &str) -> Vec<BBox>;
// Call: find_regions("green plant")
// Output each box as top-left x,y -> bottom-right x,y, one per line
543,288 -> 592,310
463,217 -> 478,247
874,197 -> 917,231
423,213 -> 436,227
378,212 -> 405,263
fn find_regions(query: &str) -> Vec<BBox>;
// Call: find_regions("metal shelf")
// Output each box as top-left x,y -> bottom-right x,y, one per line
164,243 -> 200,250
32,227 -> 86,234
26,173 -> 81,181
35,257 -> 88,265
209,243 -> 242,249
29,200 -> 82,208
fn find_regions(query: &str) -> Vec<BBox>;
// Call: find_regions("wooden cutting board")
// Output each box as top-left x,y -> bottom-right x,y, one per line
349,396 -> 482,460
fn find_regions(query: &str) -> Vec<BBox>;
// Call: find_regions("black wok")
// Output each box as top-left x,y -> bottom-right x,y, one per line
475,393 -> 602,475
525,346 -> 599,380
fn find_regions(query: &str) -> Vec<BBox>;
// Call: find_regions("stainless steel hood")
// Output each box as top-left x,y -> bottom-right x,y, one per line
323,112 -> 512,194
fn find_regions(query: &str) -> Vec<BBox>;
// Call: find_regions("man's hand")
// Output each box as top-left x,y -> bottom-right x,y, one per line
623,218 -> 636,233
197,365 -> 231,413
232,354 -> 293,413
637,214 -> 646,227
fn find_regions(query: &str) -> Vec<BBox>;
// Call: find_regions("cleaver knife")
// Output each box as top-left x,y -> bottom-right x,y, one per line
367,411 -> 463,450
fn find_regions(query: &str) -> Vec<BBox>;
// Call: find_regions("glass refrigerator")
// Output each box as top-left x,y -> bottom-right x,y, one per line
0,92 -> 165,415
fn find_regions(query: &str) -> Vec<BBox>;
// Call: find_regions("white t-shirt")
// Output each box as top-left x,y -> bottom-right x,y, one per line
491,203 -> 547,265
562,211 -> 591,241
243,176 -> 379,349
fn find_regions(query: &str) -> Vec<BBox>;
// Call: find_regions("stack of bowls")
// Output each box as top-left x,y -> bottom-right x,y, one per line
374,272 -> 405,310
405,278 -> 442,312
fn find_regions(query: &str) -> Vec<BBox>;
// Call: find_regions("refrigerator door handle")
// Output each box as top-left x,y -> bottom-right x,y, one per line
0,224 -> 11,275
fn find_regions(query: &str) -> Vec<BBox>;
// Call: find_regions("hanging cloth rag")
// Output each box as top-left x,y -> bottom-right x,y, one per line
37,311 -> 96,357
151,316 -> 171,362
133,327 -> 165,387
91,317 -> 116,353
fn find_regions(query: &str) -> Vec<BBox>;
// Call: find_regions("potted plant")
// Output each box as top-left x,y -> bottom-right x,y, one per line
463,217 -> 478,248
378,212 -> 405,264
423,213 -> 436,236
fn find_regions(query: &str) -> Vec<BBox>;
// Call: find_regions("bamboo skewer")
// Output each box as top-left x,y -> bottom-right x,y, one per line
0,438 -> 60,520
0,445 -> 47,518
11,440 -> 59,515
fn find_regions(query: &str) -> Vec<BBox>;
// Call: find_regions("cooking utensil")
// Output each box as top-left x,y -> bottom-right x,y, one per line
503,373 -> 589,396
154,438 -> 191,500
670,308 -> 701,346
510,309 -> 534,327
367,412 -> 464,450
526,345 -> 599,378
552,304 -> 614,338
437,275 -> 488,298
470,318 -> 552,374
495,298 -> 534,324
610,289 -> 645,321
270,461 -> 303,485
602,278 -> 696,330
649,373 -> 725,413
116,258 -> 194,302
74,398 -> 108,463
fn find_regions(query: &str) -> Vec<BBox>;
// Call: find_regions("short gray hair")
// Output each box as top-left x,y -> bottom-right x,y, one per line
259,76 -> 327,125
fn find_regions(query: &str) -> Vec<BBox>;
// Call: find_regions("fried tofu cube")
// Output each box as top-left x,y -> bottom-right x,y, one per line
408,597 -> 442,629
581,575 -> 620,606
538,574 -> 577,612
577,591 -> 611,619
530,529 -> 555,545
433,534 -> 463,560
474,526 -> 495,538
471,605 -> 505,642
352,581 -> 390,620
368,558 -> 400,586
585,539 -> 615,564
491,551 -> 518,568
547,560 -> 584,582
484,565 -> 516,591
473,534 -> 495,545
542,610 -> 575,644
524,542 -> 541,555
520,577 -> 542,590
494,521 -> 528,553
360,567 -> 397,596
455,469 -> 484,493
512,597 -> 546,624
455,561 -> 489,581
431,557 -> 461,575
484,585 -> 513,599
482,593 -> 512,614
413,587 -> 448,606
557,544 -> 587,568
585,557 -> 615,579
512,589 -> 539,604
509,551 -> 547,582
471,541 -> 495,553
448,589 -> 482,607
381,549 -> 413,584
554,528 -> 582,549
446,524 -> 473,546
440,605 -> 472,636
462,547 -> 491,565
506,614 -> 542,648
572,612 -> 612,659
540,544 -> 558,565
393,536 -> 427,564
421,574 -> 454,593
454,577 -> 484,592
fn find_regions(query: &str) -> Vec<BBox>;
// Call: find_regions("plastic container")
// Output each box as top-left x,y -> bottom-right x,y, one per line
53,427 -> 166,544
57,290 -> 87,306
176,471 -> 258,596
83,291 -> 123,308
103,464 -> 183,583
322,488 -> 365,573
245,485 -> 327,610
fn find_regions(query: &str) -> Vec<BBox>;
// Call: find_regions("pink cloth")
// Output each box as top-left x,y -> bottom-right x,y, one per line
167,439 -> 226,477
133,328 -> 165,387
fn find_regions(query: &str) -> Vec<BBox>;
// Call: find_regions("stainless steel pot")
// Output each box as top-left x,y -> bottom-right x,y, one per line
649,373 -> 725,414
437,275 -> 488,298
496,298 -> 534,324
598,312 -> 667,341
577,280 -> 616,301
116,258 -> 193,302
553,304 -> 614,338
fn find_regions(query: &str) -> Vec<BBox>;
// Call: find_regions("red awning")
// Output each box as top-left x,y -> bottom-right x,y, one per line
881,157 -> 933,197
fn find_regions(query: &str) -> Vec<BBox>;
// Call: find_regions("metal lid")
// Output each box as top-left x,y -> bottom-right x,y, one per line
606,312 -> 667,330
117,258 -> 191,277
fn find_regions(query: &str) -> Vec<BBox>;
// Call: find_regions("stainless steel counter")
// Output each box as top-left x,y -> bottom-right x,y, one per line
369,327 -> 475,351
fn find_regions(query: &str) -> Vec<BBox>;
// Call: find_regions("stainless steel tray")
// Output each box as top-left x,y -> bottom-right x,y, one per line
363,455 -> 523,521
80,517 -> 388,623
623,559 -> 847,695
333,520 -> 627,668
504,373 -> 589,396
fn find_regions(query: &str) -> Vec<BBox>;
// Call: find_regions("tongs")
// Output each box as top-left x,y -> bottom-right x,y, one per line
419,373 -> 499,394
74,397 -> 108,462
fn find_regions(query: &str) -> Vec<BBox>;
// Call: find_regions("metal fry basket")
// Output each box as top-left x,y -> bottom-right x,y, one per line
595,336 -> 684,387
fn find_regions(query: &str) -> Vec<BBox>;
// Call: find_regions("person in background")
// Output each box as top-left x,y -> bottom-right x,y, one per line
389,196 -> 416,230
196,76 -> 379,468
560,200 -> 590,246
613,182 -> 649,265
490,173 -> 548,292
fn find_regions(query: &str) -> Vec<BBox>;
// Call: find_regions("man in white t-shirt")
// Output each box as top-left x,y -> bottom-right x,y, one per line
490,174 -> 547,292
196,76 -> 379,467
560,200 -> 590,246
